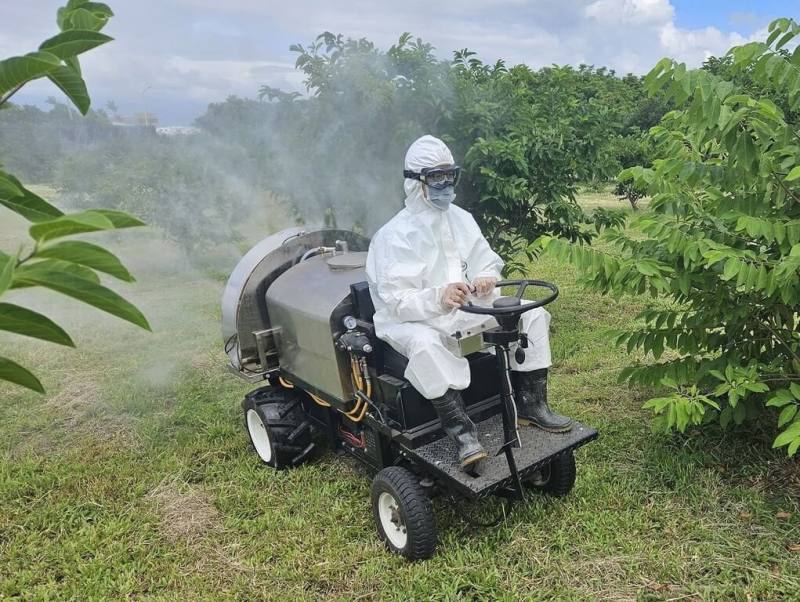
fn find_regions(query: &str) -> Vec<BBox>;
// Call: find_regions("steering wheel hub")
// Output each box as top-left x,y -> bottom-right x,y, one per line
493,296 -> 521,309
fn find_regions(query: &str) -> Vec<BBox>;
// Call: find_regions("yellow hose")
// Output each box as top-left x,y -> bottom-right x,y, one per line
350,358 -> 363,390
309,392 -> 332,407
281,376 -> 331,407
344,357 -> 371,421
284,358 -> 370,417
363,365 -> 372,398
352,397 -> 368,421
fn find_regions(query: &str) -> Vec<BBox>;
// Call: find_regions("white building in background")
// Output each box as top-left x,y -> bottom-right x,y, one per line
156,126 -> 201,136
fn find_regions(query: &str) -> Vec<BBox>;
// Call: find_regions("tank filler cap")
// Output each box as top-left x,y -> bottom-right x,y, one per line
326,252 -> 368,270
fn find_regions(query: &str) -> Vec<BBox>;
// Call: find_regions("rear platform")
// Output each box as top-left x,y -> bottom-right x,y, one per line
406,414 -> 598,499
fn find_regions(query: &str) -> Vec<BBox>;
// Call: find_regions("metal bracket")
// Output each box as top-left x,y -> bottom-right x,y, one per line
254,327 -> 281,373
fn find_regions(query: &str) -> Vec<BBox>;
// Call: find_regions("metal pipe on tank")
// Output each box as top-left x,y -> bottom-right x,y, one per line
299,246 -> 335,263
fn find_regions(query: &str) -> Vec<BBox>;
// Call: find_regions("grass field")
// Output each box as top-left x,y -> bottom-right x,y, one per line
2,190 -> 800,601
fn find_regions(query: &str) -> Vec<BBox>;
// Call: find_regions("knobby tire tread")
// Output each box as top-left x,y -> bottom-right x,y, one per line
373,466 -> 437,560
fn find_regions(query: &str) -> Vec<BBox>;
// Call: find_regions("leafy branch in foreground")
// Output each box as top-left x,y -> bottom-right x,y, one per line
0,1 -> 149,393
542,17 -> 800,455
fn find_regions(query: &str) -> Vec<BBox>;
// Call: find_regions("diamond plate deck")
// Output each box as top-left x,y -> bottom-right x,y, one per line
406,413 -> 598,499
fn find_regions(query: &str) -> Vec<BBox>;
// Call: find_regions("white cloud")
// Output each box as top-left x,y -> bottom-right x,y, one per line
2,0 -> 769,123
585,0 -> 673,25
659,23 -> 747,64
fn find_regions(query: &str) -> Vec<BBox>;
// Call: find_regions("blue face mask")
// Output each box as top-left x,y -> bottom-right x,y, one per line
427,185 -> 455,210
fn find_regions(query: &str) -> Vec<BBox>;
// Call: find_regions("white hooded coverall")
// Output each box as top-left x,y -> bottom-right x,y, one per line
365,135 -> 552,400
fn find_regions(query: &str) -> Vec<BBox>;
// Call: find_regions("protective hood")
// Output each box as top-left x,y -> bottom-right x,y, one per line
403,135 -> 455,213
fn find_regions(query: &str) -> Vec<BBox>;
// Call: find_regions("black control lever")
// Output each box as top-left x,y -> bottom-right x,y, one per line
514,333 -> 528,364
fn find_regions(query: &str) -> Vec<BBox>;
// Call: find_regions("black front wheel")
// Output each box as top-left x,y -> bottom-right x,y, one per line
371,467 -> 437,560
525,450 -> 576,497
242,386 -> 315,470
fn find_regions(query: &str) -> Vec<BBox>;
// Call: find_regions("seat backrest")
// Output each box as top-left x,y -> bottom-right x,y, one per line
350,281 -> 376,323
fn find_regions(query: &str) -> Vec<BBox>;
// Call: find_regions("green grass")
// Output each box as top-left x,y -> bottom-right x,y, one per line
2,192 -> 800,601
575,184 -> 648,212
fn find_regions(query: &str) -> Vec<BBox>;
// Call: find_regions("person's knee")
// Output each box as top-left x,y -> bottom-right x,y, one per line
524,308 -> 551,333
406,331 -> 445,354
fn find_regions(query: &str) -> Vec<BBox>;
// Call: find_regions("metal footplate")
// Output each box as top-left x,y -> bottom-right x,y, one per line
406,414 -> 598,499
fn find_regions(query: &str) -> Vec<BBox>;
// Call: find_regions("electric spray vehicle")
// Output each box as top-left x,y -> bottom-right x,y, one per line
222,227 -> 597,560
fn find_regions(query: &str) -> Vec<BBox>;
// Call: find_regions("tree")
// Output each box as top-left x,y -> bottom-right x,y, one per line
206,33 -> 636,272
0,100 -> 114,182
0,1 -> 149,393
543,18 -> 800,454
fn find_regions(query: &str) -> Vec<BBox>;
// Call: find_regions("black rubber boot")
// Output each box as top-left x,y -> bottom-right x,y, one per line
512,369 -> 573,433
430,389 -> 487,468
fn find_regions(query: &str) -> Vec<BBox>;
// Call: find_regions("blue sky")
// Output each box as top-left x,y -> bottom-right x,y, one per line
3,1 -> 798,125
672,0 -> 797,33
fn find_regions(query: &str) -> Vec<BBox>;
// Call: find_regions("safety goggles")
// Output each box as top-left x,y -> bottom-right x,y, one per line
403,165 -> 461,190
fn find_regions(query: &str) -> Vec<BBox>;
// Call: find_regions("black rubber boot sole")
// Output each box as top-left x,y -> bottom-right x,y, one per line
517,417 -> 574,433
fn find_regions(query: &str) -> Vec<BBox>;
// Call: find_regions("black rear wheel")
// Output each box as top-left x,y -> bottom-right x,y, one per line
371,467 -> 437,560
242,386 -> 315,469
525,450 -> 576,497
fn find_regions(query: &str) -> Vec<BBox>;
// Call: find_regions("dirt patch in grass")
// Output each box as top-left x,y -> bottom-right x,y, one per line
10,376 -> 142,457
147,477 -> 257,593
148,477 -> 221,544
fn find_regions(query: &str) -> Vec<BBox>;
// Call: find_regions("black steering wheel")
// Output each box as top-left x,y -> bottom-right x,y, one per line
458,279 -> 559,316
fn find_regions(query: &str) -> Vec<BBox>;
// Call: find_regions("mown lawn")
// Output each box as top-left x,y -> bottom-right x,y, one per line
2,192 -> 800,601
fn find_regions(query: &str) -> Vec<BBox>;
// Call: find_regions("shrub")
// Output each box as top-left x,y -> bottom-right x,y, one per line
543,18 -> 800,454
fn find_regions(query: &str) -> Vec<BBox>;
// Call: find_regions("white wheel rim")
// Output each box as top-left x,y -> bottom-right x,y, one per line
378,492 -> 408,549
246,409 -> 273,463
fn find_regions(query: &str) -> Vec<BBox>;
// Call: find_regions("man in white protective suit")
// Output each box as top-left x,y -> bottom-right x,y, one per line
366,135 -> 573,470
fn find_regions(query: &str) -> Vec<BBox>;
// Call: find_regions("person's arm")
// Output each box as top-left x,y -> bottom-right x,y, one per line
467,216 -> 504,281
367,233 -> 446,322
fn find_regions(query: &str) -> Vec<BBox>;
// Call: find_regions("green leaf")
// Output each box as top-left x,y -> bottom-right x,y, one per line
786,166 -> 800,181
776,31 -> 797,50
733,401 -> 747,424
0,172 -> 63,222
719,406 -> 733,429
773,423 -> 800,448
0,51 -> 61,97
738,132 -> 756,169
791,383 -> 800,399
722,258 -> 740,281
65,55 -> 81,75
35,240 -> 134,281
58,2 -> 113,30
0,172 -> 23,200
743,382 -> 769,393
779,404 -> 798,427
80,2 -> 114,19
713,383 -> 731,396
47,65 -> 90,114
709,369 -> 726,381
91,210 -> 146,229
38,30 -> 112,60
11,260 -> 100,287
66,8 -> 107,31
636,262 -> 659,276
0,303 -> 74,346
29,210 -> 115,242
0,356 -> 44,393
0,252 -> 14,296
12,262 -> 150,331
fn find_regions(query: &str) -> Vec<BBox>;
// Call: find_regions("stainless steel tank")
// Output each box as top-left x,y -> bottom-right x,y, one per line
221,228 -> 370,381
266,252 -> 368,401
